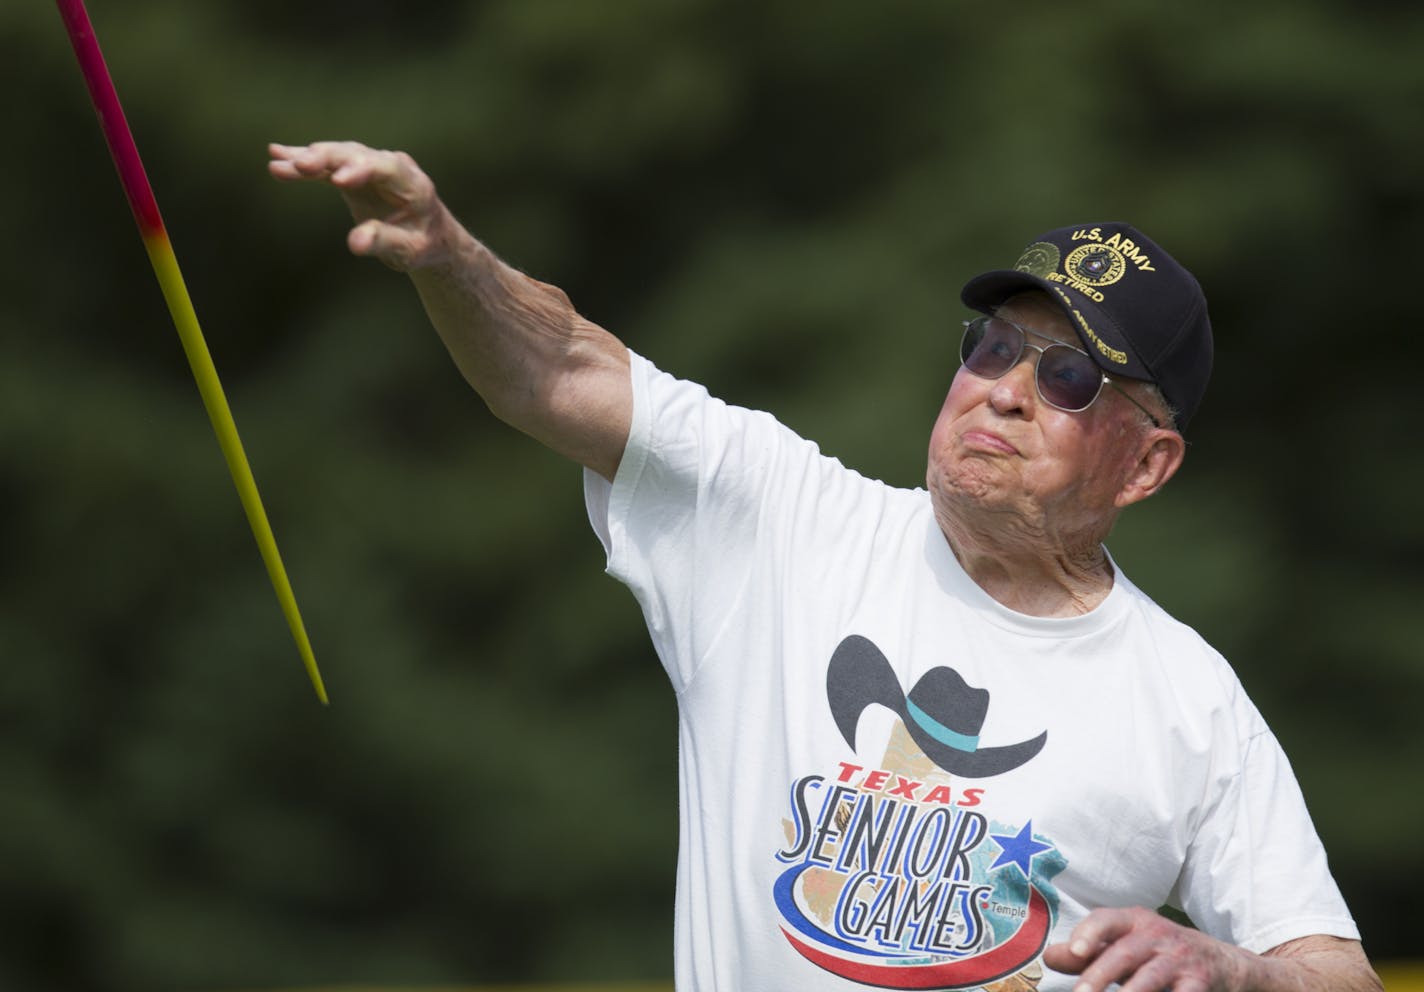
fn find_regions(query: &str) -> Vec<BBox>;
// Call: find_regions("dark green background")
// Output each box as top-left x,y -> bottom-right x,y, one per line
3,1 -> 1420,988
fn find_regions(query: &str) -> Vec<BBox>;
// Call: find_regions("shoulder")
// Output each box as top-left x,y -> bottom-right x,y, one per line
630,350 -> 920,513
1110,566 -> 1269,739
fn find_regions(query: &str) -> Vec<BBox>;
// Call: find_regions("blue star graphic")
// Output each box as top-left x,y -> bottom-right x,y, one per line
990,820 -> 1053,877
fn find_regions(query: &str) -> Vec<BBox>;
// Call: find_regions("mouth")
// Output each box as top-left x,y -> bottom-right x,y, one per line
960,429 -> 1020,456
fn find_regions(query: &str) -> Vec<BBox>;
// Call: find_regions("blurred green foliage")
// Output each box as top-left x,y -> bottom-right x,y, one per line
2,0 -> 1421,988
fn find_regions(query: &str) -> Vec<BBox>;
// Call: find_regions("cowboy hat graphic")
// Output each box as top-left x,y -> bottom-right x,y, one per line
826,634 -> 1046,778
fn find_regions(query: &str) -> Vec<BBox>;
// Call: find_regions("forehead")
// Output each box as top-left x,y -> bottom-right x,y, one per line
993,291 -> 1077,346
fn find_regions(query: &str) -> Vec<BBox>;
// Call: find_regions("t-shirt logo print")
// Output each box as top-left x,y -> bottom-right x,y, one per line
828,635 -> 1047,779
773,635 -> 1064,990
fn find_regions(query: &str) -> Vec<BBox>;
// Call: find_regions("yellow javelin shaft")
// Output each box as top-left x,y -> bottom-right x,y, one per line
146,235 -> 329,705
59,0 -> 327,703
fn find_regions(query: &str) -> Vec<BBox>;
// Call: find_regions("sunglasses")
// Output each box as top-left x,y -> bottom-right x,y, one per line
958,315 -> 1162,428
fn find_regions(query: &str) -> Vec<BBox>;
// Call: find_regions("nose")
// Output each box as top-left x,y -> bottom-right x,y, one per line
987,352 -> 1038,418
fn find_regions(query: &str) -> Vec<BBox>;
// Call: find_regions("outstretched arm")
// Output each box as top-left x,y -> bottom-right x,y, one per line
269,141 -> 632,481
1044,907 -> 1382,992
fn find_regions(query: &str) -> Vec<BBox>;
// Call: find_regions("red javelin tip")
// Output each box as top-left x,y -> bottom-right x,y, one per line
55,0 -> 165,237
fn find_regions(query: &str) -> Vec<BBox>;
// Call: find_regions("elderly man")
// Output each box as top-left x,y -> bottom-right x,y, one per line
269,141 -> 1381,992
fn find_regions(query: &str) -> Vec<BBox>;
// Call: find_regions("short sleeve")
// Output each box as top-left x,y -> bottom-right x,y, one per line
583,352 -> 836,693
1173,722 -> 1360,952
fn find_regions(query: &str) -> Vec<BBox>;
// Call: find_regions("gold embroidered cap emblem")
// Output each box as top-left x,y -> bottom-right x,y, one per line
1063,243 -> 1127,287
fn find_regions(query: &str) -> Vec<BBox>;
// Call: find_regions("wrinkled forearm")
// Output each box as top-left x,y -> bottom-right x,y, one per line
1245,935 -> 1382,992
407,210 -> 632,478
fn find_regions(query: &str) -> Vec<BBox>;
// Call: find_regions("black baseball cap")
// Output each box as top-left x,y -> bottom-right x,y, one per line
959,222 -> 1213,431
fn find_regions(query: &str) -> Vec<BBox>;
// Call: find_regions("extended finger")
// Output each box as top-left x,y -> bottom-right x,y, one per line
325,146 -> 415,191
1070,937 -> 1159,992
1117,956 -> 1209,992
267,142 -> 307,181
1051,907 -> 1138,968
267,141 -> 384,183
1043,937 -> 1108,975
267,141 -> 343,180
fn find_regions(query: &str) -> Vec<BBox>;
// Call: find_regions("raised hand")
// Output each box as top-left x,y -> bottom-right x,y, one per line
268,139 -> 632,479
268,141 -> 451,271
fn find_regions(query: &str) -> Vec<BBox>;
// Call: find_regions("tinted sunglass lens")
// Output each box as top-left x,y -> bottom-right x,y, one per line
1036,345 -> 1103,411
961,318 -> 1020,377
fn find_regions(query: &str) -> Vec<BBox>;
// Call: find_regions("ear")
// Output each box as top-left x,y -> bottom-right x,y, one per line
1114,429 -> 1187,508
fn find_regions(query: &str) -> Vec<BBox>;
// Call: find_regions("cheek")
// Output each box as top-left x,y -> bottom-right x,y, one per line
927,372 -> 994,486
928,373 -> 974,448
1052,432 -> 1137,506
937,370 -> 983,421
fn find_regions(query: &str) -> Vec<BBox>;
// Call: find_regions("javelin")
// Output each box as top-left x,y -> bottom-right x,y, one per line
55,0 -> 328,705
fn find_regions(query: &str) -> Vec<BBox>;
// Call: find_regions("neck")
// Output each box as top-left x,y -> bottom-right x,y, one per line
935,504 -> 1116,618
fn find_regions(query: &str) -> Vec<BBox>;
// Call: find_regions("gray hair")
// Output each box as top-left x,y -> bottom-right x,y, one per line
1140,383 -> 1180,434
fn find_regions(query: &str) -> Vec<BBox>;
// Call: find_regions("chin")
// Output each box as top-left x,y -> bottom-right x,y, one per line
931,463 -> 1016,511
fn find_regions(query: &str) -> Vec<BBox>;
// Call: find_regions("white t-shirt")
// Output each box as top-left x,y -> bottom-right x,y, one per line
584,353 -> 1358,992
